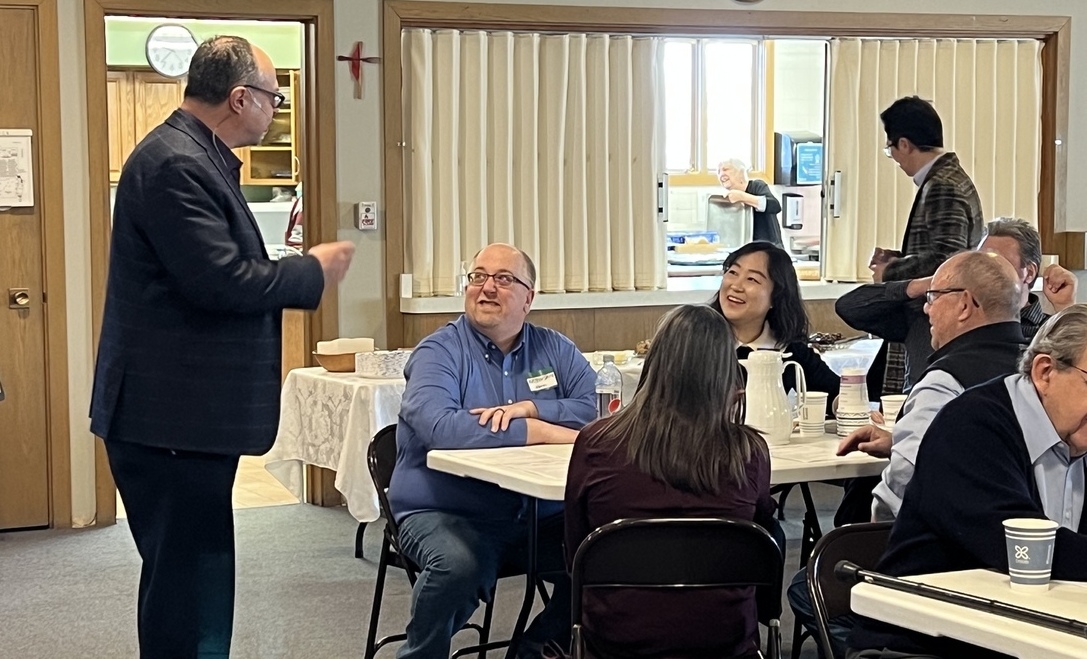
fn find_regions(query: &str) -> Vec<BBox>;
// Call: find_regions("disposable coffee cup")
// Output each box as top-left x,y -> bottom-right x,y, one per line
1003,518 -> 1059,591
798,392 -> 829,437
838,368 -> 870,415
881,394 -> 908,425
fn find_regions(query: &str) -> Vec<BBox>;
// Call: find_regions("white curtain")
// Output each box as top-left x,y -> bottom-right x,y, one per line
402,29 -> 666,296
825,38 -> 1042,282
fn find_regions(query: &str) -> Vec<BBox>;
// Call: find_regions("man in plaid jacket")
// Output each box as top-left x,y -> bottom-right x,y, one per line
868,95 -> 984,394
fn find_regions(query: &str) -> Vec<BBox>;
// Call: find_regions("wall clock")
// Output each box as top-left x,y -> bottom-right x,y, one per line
145,24 -> 199,79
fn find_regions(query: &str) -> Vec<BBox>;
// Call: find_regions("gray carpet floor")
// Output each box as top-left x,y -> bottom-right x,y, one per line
0,484 -> 839,658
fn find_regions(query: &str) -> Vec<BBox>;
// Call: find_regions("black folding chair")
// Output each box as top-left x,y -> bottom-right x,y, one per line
364,424 -> 549,659
570,517 -> 784,659
805,522 -> 893,659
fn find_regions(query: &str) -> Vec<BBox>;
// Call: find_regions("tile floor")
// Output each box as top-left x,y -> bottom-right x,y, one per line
115,455 -> 300,519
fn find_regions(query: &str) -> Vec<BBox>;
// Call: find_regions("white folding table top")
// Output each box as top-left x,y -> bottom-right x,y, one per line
427,433 -> 887,501
851,568 -> 1087,659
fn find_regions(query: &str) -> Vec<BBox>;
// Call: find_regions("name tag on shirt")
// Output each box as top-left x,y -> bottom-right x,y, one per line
527,368 -> 558,392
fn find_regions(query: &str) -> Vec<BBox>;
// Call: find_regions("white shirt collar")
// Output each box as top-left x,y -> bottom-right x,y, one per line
741,322 -> 779,350
911,152 -> 945,187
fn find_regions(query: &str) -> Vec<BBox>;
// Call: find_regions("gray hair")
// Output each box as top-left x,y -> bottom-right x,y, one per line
718,158 -> 749,173
950,250 -> 1021,321
1019,305 -> 1087,375
984,218 -> 1042,283
184,36 -> 262,105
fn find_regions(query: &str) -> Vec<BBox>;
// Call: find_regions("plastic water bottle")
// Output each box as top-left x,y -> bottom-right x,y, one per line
595,355 -> 623,418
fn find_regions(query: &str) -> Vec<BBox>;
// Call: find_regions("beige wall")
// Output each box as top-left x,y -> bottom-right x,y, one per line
56,0 -> 1087,523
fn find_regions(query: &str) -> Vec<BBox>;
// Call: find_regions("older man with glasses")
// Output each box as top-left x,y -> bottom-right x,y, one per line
388,243 -> 597,658
847,304 -> 1087,659
790,251 -> 1026,655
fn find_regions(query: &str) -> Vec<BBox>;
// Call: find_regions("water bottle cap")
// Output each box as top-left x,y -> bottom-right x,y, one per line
602,354 -> 615,363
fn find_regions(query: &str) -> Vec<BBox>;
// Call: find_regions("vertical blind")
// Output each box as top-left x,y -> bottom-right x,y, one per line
402,29 -> 667,296
824,38 -> 1042,282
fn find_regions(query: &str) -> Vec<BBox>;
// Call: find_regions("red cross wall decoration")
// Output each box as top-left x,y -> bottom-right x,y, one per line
337,41 -> 382,99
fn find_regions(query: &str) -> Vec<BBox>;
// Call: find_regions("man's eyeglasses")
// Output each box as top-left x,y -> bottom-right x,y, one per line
466,271 -> 533,290
924,288 -> 980,307
243,84 -> 286,109
883,141 -> 895,158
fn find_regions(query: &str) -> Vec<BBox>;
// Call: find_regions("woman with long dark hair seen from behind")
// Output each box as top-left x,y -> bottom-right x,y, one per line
710,240 -> 840,411
564,304 -> 776,659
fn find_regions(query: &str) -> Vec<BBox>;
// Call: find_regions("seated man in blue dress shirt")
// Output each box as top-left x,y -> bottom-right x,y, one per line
388,243 -> 597,658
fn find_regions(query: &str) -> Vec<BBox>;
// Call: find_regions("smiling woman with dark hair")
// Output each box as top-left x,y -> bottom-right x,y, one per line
709,240 -> 840,411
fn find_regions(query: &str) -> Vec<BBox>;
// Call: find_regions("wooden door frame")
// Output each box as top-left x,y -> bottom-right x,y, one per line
2,0 -> 72,529
85,0 -> 340,525
382,1 -> 1078,347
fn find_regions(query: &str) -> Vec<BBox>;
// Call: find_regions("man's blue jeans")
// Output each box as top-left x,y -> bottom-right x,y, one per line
788,567 -> 856,659
396,510 -> 571,659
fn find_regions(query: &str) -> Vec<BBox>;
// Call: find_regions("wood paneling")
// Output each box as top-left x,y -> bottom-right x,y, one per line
0,0 -> 71,529
105,70 -> 135,183
403,300 -> 851,351
383,1 -> 1075,349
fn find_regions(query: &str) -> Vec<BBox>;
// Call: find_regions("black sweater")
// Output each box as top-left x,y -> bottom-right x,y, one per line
849,377 -> 1087,657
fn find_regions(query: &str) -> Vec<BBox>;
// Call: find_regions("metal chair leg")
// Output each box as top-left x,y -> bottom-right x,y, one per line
355,521 -> 368,559
364,537 -> 390,659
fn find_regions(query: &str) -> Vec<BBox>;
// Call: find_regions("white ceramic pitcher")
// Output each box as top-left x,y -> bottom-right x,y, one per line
739,350 -> 807,446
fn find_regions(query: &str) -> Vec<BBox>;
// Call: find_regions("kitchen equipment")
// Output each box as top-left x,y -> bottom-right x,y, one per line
739,350 -> 807,445
313,351 -> 356,373
782,192 -> 804,229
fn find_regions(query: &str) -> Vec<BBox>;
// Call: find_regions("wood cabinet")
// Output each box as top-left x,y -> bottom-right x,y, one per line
106,69 -> 301,186
237,70 -> 302,185
106,70 -> 185,183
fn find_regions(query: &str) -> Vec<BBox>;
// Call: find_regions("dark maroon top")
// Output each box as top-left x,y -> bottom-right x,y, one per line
564,422 -> 776,658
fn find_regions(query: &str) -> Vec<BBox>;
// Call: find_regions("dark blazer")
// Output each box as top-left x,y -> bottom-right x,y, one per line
849,377 -> 1087,657
746,179 -> 783,248
883,152 -> 984,282
90,109 -> 325,455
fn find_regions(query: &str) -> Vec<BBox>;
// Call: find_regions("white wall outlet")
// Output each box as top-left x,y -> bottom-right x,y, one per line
356,201 -> 378,230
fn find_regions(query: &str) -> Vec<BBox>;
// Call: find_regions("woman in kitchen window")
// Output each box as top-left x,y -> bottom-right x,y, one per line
718,159 -> 784,249
709,240 -> 840,411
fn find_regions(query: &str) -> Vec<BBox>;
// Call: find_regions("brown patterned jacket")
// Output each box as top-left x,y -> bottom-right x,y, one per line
883,152 -> 984,282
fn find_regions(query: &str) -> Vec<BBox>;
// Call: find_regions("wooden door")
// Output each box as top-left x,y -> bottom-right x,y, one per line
0,6 -> 51,530
132,71 -> 184,144
106,71 -> 135,183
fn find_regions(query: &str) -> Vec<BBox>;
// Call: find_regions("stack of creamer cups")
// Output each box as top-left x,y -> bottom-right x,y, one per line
836,367 -> 870,437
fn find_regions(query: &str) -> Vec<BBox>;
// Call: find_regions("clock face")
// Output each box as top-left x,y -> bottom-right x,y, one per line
145,24 -> 199,79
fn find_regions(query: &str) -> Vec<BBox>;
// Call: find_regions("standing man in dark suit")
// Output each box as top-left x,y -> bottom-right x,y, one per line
717,159 -> 784,248
90,36 -> 354,657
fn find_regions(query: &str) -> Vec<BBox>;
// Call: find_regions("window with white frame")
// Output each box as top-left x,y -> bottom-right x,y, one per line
663,38 -> 763,175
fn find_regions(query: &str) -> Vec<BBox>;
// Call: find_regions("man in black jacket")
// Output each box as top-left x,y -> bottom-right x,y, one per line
91,36 -> 354,656
847,306 -> 1087,658
837,218 -> 1077,393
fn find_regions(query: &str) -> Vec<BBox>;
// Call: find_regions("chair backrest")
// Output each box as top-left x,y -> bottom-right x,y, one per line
367,424 -> 401,539
807,521 -> 893,658
571,517 -> 784,625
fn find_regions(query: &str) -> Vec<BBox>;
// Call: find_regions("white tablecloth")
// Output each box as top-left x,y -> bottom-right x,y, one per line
266,367 -> 405,522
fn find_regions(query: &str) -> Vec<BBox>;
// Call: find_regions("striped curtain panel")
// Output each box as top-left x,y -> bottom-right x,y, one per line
824,38 -> 1042,282
402,28 -> 666,296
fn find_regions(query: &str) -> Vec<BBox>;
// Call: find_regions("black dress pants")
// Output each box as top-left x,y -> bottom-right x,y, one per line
107,440 -> 240,659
